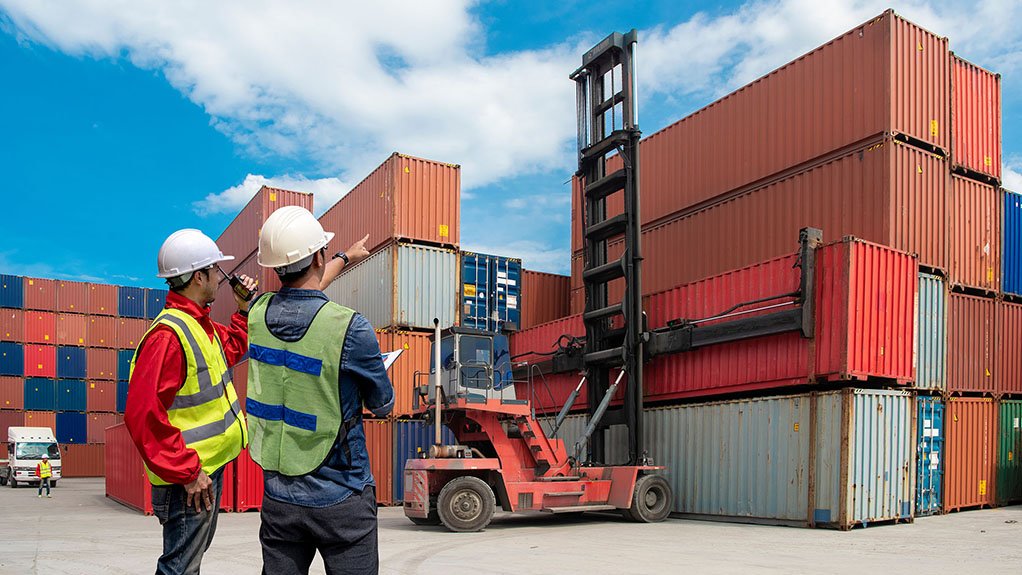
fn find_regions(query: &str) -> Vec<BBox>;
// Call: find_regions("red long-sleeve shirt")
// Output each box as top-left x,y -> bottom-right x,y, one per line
124,291 -> 248,485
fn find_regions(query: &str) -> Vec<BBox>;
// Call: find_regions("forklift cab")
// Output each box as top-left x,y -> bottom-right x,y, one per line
428,327 -> 515,403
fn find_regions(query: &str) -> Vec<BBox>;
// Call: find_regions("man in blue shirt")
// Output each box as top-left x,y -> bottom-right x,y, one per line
247,206 -> 393,575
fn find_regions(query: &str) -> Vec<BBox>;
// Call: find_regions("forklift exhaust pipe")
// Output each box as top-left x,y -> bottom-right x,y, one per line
433,317 -> 442,447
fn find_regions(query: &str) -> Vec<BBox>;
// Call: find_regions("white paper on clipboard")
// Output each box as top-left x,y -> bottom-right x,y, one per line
381,349 -> 403,370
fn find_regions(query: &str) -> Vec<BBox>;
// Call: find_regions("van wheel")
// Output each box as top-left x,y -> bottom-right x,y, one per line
50,480 -> 57,487
9,478 -> 17,488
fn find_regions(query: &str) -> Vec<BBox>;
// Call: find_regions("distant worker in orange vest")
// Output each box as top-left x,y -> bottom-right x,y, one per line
36,453 -> 52,498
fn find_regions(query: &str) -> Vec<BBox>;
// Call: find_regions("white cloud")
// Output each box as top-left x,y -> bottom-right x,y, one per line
461,239 -> 570,275
1004,162 -> 1022,193
194,174 -> 351,217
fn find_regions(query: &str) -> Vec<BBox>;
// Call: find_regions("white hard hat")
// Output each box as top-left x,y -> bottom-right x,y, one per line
157,229 -> 235,279
258,206 -> 334,271
41,454 -> 48,459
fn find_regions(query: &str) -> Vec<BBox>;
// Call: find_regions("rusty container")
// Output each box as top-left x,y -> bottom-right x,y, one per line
947,293 -> 996,394
996,301 -> 1022,395
949,174 -> 1001,293
319,153 -> 460,255
520,270 -> 571,329
217,186 -> 314,275
24,311 -> 56,345
87,348 -> 118,381
23,278 -> 56,311
376,330 -> 431,418
951,55 -> 1001,182
87,315 -> 117,349
0,376 -> 23,409
61,444 -> 105,477
56,281 -> 89,314
0,309 -> 23,342
87,284 -> 118,316
944,397 -> 996,511
116,318 -> 149,350
56,313 -> 88,347
86,380 -> 118,413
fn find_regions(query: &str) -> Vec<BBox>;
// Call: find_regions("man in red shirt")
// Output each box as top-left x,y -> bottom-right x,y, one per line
125,228 -> 256,575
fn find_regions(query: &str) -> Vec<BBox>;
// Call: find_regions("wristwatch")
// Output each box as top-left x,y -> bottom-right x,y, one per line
334,251 -> 350,265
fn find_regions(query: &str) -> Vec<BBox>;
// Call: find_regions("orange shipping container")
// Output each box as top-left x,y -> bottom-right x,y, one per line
86,380 -> 118,412
520,270 -> 571,329
88,284 -> 118,316
320,153 -> 460,255
363,418 -> 395,506
209,253 -> 281,325
87,348 -> 118,381
87,315 -> 117,348
56,281 -> 89,314
947,293 -> 996,394
217,186 -> 314,275
87,412 -> 122,443
0,376 -> 23,409
56,313 -> 88,347
949,174 -> 1001,293
951,55 -> 1001,182
24,311 -> 56,344
24,410 -> 56,431
0,309 -> 23,341
945,397 -> 996,511
23,277 -> 56,311
376,330 -> 431,418
62,444 -> 105,477
117,318 -> 149,350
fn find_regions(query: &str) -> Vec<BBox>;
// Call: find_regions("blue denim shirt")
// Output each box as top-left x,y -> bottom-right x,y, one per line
259,287 -> 394,508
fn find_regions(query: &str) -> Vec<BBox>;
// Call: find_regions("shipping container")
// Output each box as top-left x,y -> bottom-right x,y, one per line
951,55 -> 1001,182
0,342 -> 24,376
23,410 -> 56,432
145,288 -> 168,320
0,274 -> 24,309
55,280 -> 89,313
520,270 -> 570,330
87,315 -> 116,348
118,286 -> 146,319
87,348 -> 118,381
23,277 -> 56,311
393,420 -> 456,502
917,273 -> 947,391
24,345 -> 56,379
116,318 -> 148,350
234,448 -> 264,512
232,359 -> 247,410
945,397 -> 996,511
116,380 -> 128,413
569,287 -> 584,316
62,444 -> 105,477
947,293 -> 996,394
86,380 -> 118,413
949,174 -> 1001,292
1004,190 -> 1022,296
375,330 -> 430,418
220,462 -> 236,512
105,423 -> 153,514
55,313 -> 87,347
917,396 -> 945,516
56,379 -> 87,412
87,412 -> 121,444
325,241 -> 459,331
117,349 -> 133,382
24,378 -> 56,411
217,186 -> 314,275
363,418 -> 395,506
0,410 -> 25,438
0,309 -> 23,342
24,311 -> 56,344
997,301 -> 1022,395
56,411 -> 87,444
997,400 -> 1022,505
87,284 -> 118,316
56,346 -> 87,380
209,253 -> 281,326
0,376 -> 23,409
319,153 -> 460,256
510,315 -> 586,413
459,252 -> 522,332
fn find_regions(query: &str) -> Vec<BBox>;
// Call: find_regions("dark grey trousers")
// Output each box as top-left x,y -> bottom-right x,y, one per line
259,486 -> 379,575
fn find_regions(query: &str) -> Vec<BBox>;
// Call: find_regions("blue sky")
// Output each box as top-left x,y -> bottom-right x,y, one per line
0,1 -> 1020,288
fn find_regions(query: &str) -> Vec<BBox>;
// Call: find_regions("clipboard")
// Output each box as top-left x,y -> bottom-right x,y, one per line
381,349 -> 403,370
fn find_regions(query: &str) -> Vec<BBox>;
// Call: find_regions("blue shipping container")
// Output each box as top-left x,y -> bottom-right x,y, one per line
0,274 -> 24,309
56,379 -> 87,412
0,342 -> 23,376
917,273 -> 946,391
24,378 -> 56,411
56,412 -> 88,444
118,286 -> 146,318
116,380 -> 129,413
118,349 -> 134,382
393,419 -> 456,502
1004,190 -> 1022,296
916,396 -> 944,517
57,346 -> 87,380
145,288 -> 168,320
459,252 -> 522,332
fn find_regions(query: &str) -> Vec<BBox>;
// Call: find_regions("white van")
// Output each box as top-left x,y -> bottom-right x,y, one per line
1,427 -> 62,487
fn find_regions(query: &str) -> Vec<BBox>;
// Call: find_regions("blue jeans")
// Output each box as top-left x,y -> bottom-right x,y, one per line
151,469 -> 224,575
37,477 -> 50,496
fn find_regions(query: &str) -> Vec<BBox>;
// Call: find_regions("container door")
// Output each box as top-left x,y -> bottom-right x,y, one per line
492,258 -> 521,332
460,254 -> 491,331
916,398 -> 944,516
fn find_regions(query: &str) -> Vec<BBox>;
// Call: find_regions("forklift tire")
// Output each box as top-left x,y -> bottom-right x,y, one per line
408,514 -> 442,527
437,476 -> 495,532
624,475 -> 672,523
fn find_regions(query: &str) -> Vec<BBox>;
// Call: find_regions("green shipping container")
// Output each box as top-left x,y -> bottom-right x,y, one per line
998,400 -> 1022,505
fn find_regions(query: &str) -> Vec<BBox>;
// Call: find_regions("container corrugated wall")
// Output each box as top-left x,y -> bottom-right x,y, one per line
916,396 -> 944,516
24,345 -> 55,379
947,293 -> 996,393
376,331 -> 431,418
56,411 -> 87,444
62,444 -> 105,477
997,400 -> 1022,505
55,313 -> 87,347
87,348 -> 117,381
105,423 -> 153,514
116,318 -> 147,350
949,174 -> 1001,292
917,273 -> 946,390
56,281 -> 88,314
86,380 -> 117,413
393,420 -> 456,502
0,342 -> 24,376
509,315 -> 585,413
459,252 -> 522,332
997,301 -> 1022,395
87,316 -> 116,348
234,448 -> 264,512
0,274 -> 24,309
23,278 -> 56,311
951,55 -> 1001,181
1004,190 -> 1022,296
56,346 -> 86,380
217,187 -> 314,272
520,270 -> 570,330
25,311 -> 55,345
87,284 -> 118,316
23,378 -> 55,411
363,419 -> 395,506
56,379 -> 87,412
118,287 -> 146,319
145,288 -> 168,320
945,397 -> 996,511
1,309 -> 23,342
87,413 -> 120,443
0,376 -> 23,409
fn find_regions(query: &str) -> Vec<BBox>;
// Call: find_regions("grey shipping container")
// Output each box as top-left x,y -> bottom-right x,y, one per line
324,241 -> 459,330
916,273 -> 946,391
543,389 -> 916,529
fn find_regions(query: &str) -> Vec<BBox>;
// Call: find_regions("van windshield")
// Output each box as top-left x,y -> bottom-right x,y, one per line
15,442 -> 60,460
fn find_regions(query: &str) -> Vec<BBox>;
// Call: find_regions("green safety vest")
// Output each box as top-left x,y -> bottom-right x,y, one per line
130,308 -> 248,486
246,293 -> 356,476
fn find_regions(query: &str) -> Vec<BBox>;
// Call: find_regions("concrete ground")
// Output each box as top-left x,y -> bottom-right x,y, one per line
0,479 -> 1018,574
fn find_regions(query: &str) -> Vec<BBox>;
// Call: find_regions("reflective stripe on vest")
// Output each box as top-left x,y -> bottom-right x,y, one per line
130,308 -> 248,485
39,462 -> 52,478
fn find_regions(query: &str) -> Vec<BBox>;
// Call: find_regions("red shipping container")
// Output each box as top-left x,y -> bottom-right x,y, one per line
320,153 -> 461,255
87,348 -> 118,381
56,281 -> 89,314
949,174 -> 1001,293
569,288 -> 584,316
0,376 -> 23,409
209,253 -> 280,325
87,412 -> 121,443
511,315 -> 587,414
947,293 -> 996,394
376,330 -> 432,418
363,418 -> 395,506
220,461 -> 235,512
0,309 -> 23,342
88,284 -> 118,316
951,55 -> 1001,182
24,311 -> 56,345
0,410 -> 25,437
24,345 -> 56,378
23,277 -> 56,311
520,270 -> 570,330
24,410 -> 56,431
217,186 -> 314,275
86,380 -> 118,412
234,448 -> 264,512
945,397 -> 996,511
232,359 -> 248,411
56,313 -> 88,347
105,423 -> 153,514
998,301 -> 1022,395
87,315 -> 117,348
62,444 -> 105,477
116,318 -> 149,350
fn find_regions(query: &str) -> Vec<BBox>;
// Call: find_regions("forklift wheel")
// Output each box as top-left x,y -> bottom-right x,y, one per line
437,476 -> 495,532
624,475 -> 672,523
408,515 -> 442,527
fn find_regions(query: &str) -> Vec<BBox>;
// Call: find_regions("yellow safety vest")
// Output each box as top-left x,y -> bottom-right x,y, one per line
39,461 -> 51,479
130,308 -> 248,485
